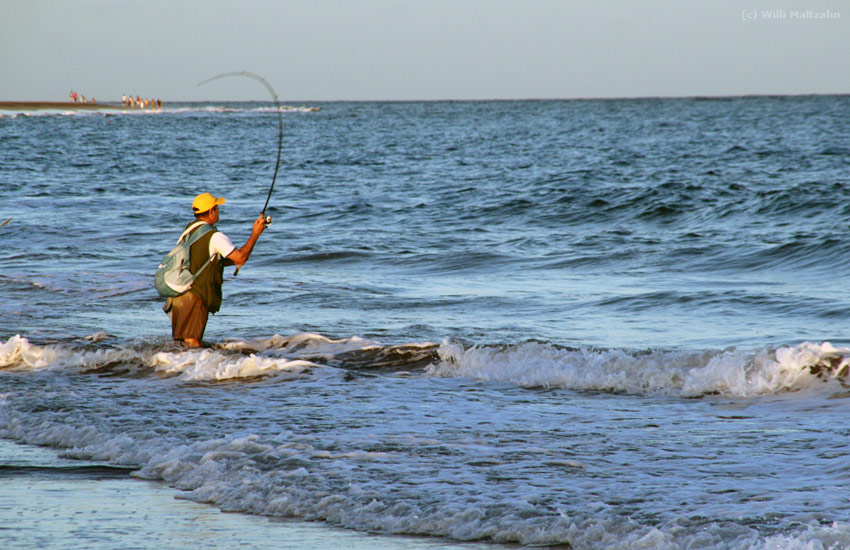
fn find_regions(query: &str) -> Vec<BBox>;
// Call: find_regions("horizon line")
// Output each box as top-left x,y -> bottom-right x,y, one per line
3,92 -> 849,105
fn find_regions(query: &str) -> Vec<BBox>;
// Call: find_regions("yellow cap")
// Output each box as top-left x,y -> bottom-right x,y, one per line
192,193 -> 226,214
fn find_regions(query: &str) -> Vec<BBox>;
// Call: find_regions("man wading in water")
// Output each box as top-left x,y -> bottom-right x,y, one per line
164,192 -> 266,347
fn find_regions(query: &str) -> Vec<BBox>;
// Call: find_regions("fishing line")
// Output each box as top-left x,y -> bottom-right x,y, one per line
198,71 -> 283,275
198,71 -> 283,222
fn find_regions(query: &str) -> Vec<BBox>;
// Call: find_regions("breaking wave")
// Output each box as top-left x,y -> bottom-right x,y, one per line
431,340 -> 850,397
2,334 -> 847,396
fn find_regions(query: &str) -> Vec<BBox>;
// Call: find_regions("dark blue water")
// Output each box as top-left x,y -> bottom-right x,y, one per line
3,98 -> 850,348
1,97 -> 850,549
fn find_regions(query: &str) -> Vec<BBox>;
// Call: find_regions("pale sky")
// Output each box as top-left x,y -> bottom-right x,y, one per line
2,0 -> 848,102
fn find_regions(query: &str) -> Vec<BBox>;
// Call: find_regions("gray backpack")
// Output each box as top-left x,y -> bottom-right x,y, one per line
154,221 -> 217,298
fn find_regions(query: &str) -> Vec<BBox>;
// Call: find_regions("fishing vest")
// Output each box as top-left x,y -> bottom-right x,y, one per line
184,220 -> 225,314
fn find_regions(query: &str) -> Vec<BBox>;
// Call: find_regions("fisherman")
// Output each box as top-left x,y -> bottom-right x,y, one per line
163,193 -> 267,347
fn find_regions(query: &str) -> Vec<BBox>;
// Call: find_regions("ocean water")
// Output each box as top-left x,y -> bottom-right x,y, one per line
1,96 -> 850,549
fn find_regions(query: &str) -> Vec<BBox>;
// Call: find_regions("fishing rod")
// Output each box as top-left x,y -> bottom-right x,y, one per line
198,71 -> 283,274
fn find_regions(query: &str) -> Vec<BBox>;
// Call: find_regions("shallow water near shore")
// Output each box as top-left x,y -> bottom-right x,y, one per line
0,439 -> 506,550
2,97 -> 850,548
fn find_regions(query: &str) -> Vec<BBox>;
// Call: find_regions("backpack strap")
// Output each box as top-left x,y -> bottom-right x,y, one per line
184,223 -> 216,247
180,222 -> 219,277
177,220 -> 209,244
192,248 -> 217,278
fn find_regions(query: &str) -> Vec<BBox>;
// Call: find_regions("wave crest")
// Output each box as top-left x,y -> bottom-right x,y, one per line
4,334 -> 849,395
429,340 -> 849,397
0,333 -> 436,382
0,334 -> 315,381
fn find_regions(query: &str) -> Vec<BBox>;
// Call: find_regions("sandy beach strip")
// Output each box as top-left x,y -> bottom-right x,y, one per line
0,101 -> 124,112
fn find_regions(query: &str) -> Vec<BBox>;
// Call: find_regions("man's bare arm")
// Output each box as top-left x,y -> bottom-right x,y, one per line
226,215 -> 267,267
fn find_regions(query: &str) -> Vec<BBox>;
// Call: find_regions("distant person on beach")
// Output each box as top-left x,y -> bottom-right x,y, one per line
162,193 -> 267,347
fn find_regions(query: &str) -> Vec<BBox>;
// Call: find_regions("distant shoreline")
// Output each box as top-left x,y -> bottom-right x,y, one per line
0,101 -> 124,111
1,95 -> 847,113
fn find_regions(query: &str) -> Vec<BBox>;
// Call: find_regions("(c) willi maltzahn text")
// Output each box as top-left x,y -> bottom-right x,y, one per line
760,9 -> 840,19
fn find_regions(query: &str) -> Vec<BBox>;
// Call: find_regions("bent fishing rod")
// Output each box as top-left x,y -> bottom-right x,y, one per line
198,71 -> 283,274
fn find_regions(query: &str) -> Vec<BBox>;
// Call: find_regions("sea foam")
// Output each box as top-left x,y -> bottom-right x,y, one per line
3,334 -> 848,395
430,340 -> 849,397
0,334 -> 317,381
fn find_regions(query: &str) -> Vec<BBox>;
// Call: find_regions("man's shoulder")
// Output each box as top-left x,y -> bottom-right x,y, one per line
209,231 -> 236,256
210,229 -> 230,241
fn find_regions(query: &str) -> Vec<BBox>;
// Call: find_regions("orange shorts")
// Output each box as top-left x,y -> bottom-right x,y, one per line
166,291 -> 209,343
